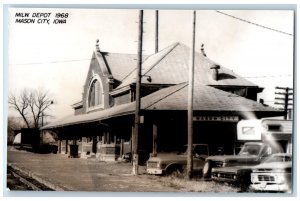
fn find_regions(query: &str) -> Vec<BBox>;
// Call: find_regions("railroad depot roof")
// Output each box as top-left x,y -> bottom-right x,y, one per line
42,83 -> 282,129
98,52 -> 149,82
115,42 -> 258,90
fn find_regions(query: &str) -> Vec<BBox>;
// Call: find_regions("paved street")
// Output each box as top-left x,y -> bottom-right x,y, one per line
6,148 -> 177,192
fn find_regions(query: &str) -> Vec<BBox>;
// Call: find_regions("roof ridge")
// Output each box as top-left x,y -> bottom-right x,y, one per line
143,42 -> 180,75
141,42 -> 179,64
119,42 -> 179,83
144,82 -> 188,110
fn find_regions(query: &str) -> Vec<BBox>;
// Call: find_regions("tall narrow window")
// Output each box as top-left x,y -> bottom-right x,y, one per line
88,79 -> 102,107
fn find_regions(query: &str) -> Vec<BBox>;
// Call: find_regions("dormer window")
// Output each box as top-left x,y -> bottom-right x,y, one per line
88,78 -> 103,108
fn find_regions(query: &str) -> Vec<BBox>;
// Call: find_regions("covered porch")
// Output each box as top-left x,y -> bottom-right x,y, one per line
41,83 -> 284,161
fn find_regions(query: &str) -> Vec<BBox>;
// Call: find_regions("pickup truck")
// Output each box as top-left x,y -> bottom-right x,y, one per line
250,153 -> 292,192
211,153 -> 292,191
203,142 -> 280,179
146,144 -> 209,176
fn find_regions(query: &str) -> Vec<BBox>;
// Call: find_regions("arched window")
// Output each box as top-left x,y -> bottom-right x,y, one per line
88,79 -> 102,107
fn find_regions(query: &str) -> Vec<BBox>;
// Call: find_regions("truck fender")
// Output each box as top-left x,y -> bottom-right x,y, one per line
165,163 -> 184,175
203,160 -> 212,179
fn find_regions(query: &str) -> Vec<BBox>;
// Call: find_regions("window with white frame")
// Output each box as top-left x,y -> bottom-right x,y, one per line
88,79 -> 102,107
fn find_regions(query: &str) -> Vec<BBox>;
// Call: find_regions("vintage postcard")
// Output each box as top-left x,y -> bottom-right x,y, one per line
5,5 -> 295,195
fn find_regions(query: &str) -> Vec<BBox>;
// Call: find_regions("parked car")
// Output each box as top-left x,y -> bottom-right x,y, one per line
250,153 -> 292,192
146,144 -> 209,176
212,165 -> 253,190
203,142 -> 281,179
211,153 -> 292,191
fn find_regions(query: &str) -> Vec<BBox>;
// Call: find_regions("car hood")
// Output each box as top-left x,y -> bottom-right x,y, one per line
207,155 -> 258,162
147,153 -> 188,163
252,161 -> 292,170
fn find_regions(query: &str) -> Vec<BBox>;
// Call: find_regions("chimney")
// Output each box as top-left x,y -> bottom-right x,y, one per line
96,39 -> 101,52
210,64 -> 220,81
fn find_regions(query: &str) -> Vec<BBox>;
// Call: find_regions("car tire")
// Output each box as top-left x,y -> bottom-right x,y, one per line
166,165 -> 183,178
203,160 -> 212,179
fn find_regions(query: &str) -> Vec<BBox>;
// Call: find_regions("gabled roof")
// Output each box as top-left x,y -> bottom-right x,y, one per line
43,83 -> 282,130
94,51 -> 136,82
95,51 -> 148,82
71,42 -> 260,107
142,82 -> 276,112
115,43 -> 179,89
115,42 -> 258,91
137,83 -> 275,112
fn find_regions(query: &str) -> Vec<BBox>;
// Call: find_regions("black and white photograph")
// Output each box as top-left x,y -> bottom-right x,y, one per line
4,5 -> 295,195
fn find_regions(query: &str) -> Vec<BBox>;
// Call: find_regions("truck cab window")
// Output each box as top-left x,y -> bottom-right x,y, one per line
239,144 -> 261,155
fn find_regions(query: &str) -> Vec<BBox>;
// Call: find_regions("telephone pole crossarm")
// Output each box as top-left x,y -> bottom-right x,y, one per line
274,86 -> 293,120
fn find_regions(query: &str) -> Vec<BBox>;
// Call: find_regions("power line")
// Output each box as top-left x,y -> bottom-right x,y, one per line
242,74 -> 292,79
10,58 -> 93,66
215,10 -> 293,37
10,57 -> 293,80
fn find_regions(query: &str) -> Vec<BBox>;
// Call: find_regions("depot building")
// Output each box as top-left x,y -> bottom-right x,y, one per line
41,41 -> 284,160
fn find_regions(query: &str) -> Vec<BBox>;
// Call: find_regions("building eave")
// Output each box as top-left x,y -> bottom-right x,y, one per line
71,101 -> 83,109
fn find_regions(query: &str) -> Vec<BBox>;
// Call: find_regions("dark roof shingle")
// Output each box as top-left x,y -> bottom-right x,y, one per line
115,42 -> 257,90
43,83 -> 281,129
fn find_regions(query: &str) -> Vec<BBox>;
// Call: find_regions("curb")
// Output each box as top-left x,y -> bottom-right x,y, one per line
7,163 -> 70,191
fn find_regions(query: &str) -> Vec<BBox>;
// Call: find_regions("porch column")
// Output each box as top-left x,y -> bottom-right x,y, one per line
102,135 -> 105,144
92,137 -> 97,153
120,139 -> 124,158
81,137 -> 86,155
103,131 -> 109,144
65,139 -> 68,154
131,126 -> 134,154
152,121 -> 158,157
58,140 -> 62,154
107,132 -> 110,144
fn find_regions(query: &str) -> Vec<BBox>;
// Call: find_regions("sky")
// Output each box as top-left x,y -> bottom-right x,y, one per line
7,7 -> 294,121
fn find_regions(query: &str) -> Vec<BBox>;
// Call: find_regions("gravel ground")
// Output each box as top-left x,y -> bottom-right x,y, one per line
6,148 -> 178,192
6,147 -> 241,193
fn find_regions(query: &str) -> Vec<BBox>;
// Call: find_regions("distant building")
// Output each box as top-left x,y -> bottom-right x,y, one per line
42,41 -> 283,160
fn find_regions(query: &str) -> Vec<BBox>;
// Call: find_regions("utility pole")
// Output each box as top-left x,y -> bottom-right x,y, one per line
275,86 -> 293,120
155,10 -> 159,53
187,10 -> 196,179
132,10 -> 143,175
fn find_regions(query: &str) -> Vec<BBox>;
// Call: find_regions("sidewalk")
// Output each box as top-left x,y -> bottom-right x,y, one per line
7,148 -> 176,192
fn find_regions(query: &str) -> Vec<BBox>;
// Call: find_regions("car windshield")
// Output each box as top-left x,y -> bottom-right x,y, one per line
263,155 -> 292,163
239,144 -> 261,156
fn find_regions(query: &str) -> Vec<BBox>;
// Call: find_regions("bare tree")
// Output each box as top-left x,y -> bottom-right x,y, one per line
8,88 -> 54,128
